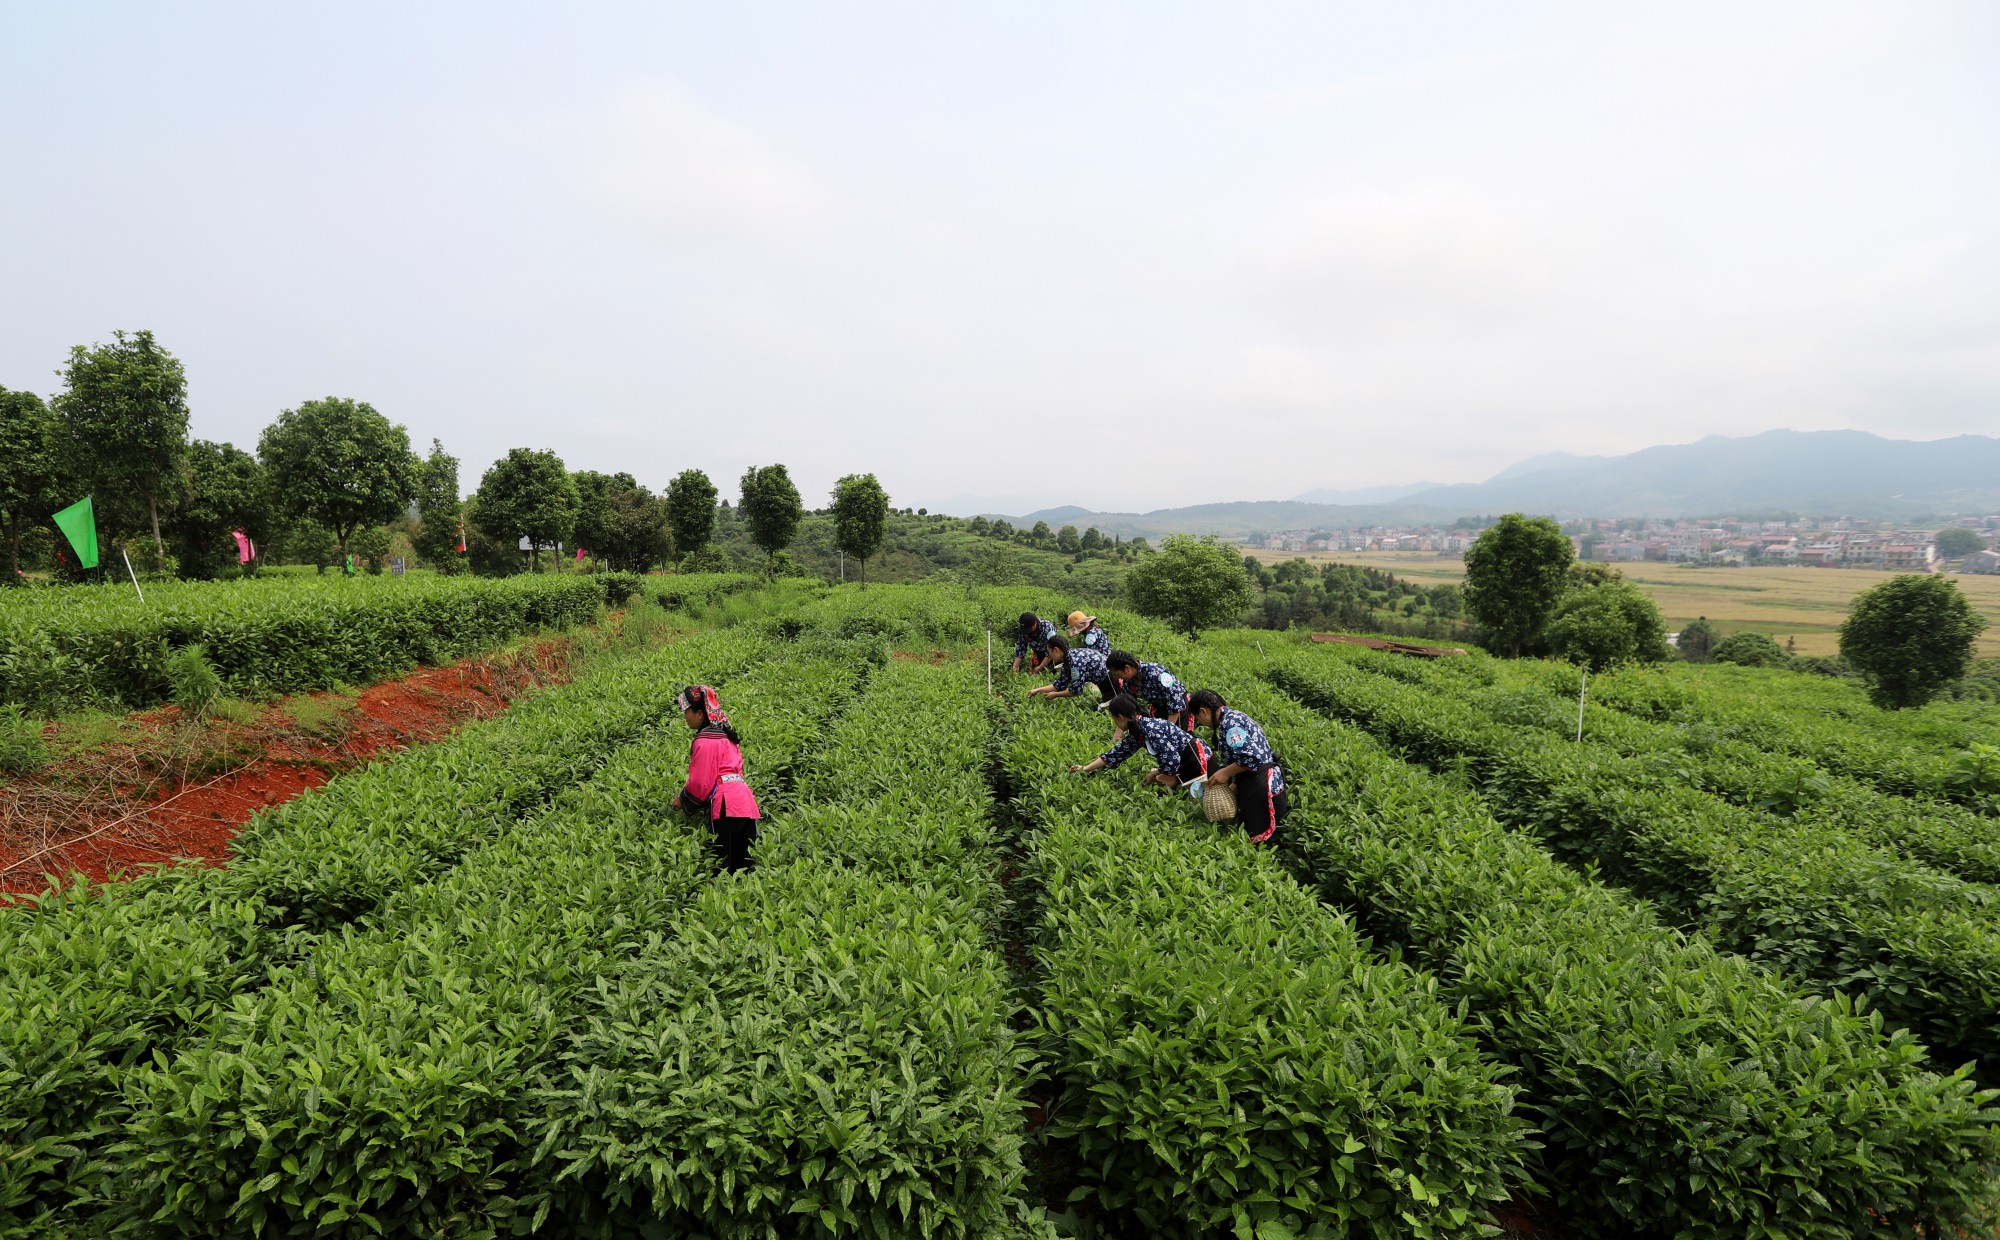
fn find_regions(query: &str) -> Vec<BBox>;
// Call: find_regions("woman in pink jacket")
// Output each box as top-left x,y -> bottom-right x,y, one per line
673,684 -> 762,872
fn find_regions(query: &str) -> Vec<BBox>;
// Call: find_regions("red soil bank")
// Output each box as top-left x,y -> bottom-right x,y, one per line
0,652 -> 563,895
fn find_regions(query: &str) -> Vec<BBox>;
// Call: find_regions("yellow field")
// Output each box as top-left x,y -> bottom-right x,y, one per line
1246,549 -> 2000,658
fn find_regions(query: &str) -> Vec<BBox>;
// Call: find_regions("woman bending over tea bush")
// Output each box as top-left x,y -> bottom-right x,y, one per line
1071,692 -> 1211,788
1192,688 -> 1290,844
1029,633 -> 1118,703
675,684 -> 761,872
1012,611 -> 1060,673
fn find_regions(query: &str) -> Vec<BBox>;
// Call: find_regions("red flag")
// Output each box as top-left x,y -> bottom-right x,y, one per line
456,516 -> 467,554
231,529 -> 255,564
576,546 -> 585,561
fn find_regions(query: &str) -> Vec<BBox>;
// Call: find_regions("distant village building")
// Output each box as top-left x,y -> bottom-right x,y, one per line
1840,538 -> 1884,566
1879,544 -> 1938,571
1962,550 -> 2000,575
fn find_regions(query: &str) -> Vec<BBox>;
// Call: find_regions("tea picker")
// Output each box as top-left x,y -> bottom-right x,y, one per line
1189,689 -> 1289,844
674,685 -> 762,873
1065,610 -> 1109,652
1028,634 -> 1117,704
1105,650 -> 1191,728
1011,612 -> 1060,673
1069,693 -> 1211,790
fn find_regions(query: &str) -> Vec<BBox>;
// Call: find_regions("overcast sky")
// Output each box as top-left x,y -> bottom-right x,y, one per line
3,2 -> 1996,516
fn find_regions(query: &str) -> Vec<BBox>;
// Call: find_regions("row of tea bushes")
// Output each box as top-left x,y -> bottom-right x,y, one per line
978,599 -> 2000,1235
1583,660 -> 2000,812
103,649 -> 859,1235
637,571 -> 762,611
0,573 -> 608,713
786,582 -> 989,647
1006,684 -> 1532,1237
0,628 -> 766,1233
1336,642 -> 2000,882
1182,636 -> 2000,1238
530,656 -> 1045,1238
1263,651 -> 2000,1081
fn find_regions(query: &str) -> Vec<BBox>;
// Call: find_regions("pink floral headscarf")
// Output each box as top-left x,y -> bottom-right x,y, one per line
677,684 -> 728,724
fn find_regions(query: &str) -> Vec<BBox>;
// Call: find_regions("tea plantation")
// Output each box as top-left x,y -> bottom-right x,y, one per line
6,580 -> 2000,1237
0,571 -> 758,714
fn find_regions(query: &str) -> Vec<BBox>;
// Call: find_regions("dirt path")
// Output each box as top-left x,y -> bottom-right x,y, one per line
0,642 -> 577,895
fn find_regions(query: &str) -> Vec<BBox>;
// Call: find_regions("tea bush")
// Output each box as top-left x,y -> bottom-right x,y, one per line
0,703 -> 47,776
595,569 -> 643,605
0,574 -> 606,714
163,643 -> 222,718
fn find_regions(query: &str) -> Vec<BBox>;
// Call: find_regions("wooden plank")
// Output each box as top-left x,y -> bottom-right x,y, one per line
1308,633 -> 1467,659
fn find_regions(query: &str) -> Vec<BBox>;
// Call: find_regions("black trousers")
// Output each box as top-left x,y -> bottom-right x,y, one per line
1175,738 -> 1211,785
1233,768 -> 1288,843
710,816 -> 758,873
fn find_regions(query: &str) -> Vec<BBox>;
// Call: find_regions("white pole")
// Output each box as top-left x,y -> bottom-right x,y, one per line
1576,669 -> 1587,742
121,547 -> 145,604
839,549 -> 845,581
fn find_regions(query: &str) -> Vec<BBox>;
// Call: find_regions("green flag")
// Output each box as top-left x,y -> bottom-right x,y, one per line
52,497 -> 99,570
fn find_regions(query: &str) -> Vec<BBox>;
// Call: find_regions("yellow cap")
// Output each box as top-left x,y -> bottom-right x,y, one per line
1067,611 -> 1091,630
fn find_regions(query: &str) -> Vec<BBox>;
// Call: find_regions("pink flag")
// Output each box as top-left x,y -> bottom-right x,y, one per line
232,530 -> 255,564
576,546 -> 585,561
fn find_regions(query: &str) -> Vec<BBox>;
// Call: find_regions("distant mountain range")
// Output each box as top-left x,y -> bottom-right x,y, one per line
978,431 -> 2000,539
1289,481 -> 1445,505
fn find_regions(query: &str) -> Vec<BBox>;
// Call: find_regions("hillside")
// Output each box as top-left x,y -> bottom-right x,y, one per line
1000,500 -> 1457,540
987,430 -> 2000,537
1401,430 -> 2000,520
1290,481 -> 1445,505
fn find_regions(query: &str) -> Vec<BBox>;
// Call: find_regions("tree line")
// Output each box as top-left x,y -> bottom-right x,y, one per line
0,330 -> 914,583
1242,557 -> 1466,639
1462,513 -> 1988,709
963,515 -> 1147,557
1131,516 -> 1991,711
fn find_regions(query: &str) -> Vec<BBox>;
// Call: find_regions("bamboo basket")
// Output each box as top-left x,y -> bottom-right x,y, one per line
1200,778 -> 1238,823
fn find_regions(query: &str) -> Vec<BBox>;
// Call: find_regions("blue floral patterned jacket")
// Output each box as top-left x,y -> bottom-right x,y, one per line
1052,646 -> 1114,698
1013,618 -> 1058,662
1121,661 -> 1189,716
1101,715 -> 1202,776
1213,707 -> 1285,794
